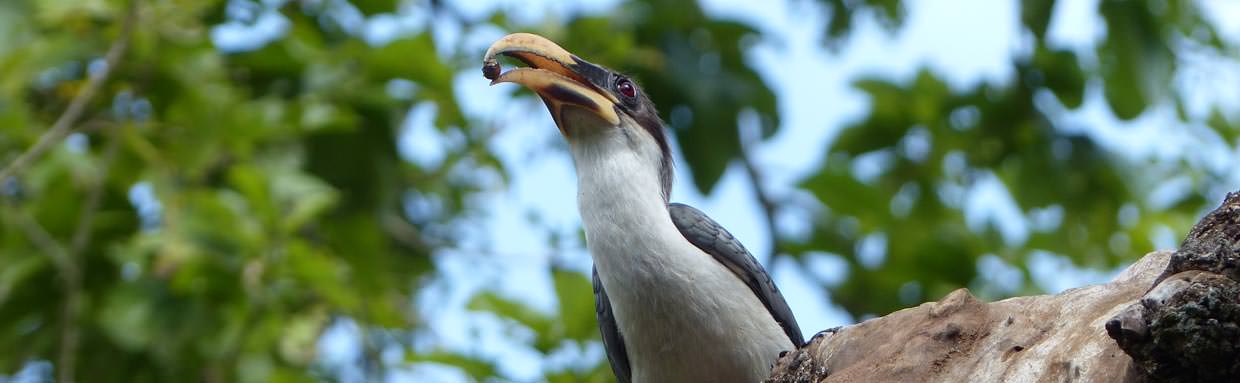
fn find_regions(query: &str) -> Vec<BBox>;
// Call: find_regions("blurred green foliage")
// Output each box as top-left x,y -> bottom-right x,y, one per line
800,0 -> 1235,316
0,0 -> 1235,381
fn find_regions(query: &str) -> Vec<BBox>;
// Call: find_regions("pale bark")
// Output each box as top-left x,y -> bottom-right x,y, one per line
767,192 -> 1240,383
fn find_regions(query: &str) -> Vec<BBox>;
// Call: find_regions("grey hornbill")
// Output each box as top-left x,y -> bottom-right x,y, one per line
483,33 -> 803,382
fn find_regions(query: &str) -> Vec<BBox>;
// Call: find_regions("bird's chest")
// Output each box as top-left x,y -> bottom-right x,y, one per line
588,235 -> 790,383
574,172 -> 790,382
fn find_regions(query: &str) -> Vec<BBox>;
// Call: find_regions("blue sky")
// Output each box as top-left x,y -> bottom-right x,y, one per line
204,0 -> 1240,381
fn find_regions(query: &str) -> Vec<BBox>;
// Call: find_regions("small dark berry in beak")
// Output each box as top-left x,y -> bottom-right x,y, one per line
482,61 -> 501,80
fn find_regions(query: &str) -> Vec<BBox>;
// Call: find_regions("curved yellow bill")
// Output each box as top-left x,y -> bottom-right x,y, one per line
483,33 -> 620,128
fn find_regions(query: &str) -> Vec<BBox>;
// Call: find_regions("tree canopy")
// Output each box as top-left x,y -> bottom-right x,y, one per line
0,0 -> 1235,381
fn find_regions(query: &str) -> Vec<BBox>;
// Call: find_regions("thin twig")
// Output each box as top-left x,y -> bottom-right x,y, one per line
6,209 -> 80,379
383,212 -> 433,252
57,124 -> 124,383
0,0 -> 136,182
738,136 -> 782,263
69,126 -> 122,255
8,212 -> 70,264
56,278 -> 83,383
10,2 -> 140,381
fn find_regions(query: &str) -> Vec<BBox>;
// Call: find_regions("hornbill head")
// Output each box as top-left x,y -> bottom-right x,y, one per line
483,33 -> 673,200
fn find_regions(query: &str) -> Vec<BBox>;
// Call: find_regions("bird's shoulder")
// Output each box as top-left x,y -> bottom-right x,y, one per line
666,202 -> 805,346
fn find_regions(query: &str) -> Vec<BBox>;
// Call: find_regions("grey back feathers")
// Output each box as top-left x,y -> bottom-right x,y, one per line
666,203 -> 805,347
593,268 -> 632,383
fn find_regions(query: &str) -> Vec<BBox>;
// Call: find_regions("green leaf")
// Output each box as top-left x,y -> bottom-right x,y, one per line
98,285 -> 155,351
552,269 -> 597,341
408,351 -> 499,381
1021,0 -> 1057,40
350,0 -> 396,16
1206,108 -> 1236,144
0,255 -> 47,307
467,291 -> 552,336
270,169 -> 339,234
1097,2 -> 1172,120
229,164 -> 277,229
831,78 -> 915,155
358,33 -> 462,127
35,0 -> 115,24
287,240 -> 359,311
278,306 -> 329,365
816,0 -> 906,47
800,154 -> 888,223
1033,46 -> 1085,109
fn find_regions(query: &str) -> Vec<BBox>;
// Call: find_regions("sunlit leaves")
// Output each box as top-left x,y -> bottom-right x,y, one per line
795,0 -> 1232,317
1207,108 -> 1238,145
802,154 -> 886,223
286,241 -> 359,311
407,351 -> 499,381
815,0 -> 906,48
467,269 -> 598,353
1020,0 -> 1057,40
552,269 -> 598,342
1093,0 -> 1222,121
350,0 -> 397,17
1098,2 -> 1165,120
461,268 -> 608,381
359,34 -> 462,126
1032,46 -> 1085,109
468,292 -> 555,348
97,284 -> 156,351
0,0 -> 459,379
278,306 -> 330,366
34,0 -> 117,25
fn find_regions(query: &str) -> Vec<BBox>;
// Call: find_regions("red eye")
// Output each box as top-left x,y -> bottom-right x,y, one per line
617,79 -> 637,98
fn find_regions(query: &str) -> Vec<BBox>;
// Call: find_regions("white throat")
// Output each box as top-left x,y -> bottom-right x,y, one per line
564,110 -> 676,272
567,114 -> 669,225
564,107 -> 683,292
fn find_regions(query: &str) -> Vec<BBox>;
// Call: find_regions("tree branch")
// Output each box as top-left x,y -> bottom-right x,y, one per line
57,124 -> 124,383
0,2 -> 138,381
0,0 -> 136,182
738,137 -> 782,261
69,125 -> 122,255
7,211 -> 70,266
766,191 -> 1240,383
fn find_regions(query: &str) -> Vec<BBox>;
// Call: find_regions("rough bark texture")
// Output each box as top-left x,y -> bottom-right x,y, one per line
767,192 -> 1240,383
1106,192 -> 1240,383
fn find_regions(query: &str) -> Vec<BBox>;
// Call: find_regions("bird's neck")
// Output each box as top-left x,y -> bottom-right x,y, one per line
567,117 -> 681,276
569,126 -> 672,233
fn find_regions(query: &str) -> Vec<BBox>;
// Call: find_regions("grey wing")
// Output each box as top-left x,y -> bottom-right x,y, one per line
668,202 -> 805,347
593,267 -> 631,383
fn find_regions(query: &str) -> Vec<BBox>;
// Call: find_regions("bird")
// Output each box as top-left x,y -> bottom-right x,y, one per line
483,33 -> 803,383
